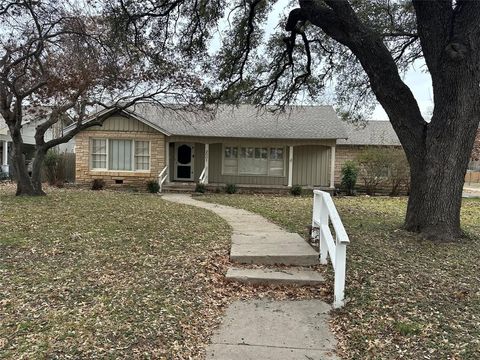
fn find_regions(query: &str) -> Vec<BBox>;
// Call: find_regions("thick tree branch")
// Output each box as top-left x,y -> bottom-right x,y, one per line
294,0 -> 426,159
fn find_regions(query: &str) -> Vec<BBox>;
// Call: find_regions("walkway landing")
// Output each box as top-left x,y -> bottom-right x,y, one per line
206,300 -> 339,360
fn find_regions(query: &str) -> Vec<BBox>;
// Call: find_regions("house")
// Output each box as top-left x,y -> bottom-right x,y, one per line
0,124 -> 9,176
334,121 -> 401,186
68,104 -> 348,190
0,109 -> 74,177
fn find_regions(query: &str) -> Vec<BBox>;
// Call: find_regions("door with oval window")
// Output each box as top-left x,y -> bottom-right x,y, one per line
174,143 -> 194,181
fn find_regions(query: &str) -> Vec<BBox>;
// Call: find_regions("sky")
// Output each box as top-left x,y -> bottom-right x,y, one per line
372,61 -> 433,120
262,1 -> 434,121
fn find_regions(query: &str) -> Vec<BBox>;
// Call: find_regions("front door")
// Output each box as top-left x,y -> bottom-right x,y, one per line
174,143 -> 194,181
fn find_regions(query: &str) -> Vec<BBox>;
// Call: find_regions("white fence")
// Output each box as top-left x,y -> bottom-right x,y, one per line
312,190 -> 350,308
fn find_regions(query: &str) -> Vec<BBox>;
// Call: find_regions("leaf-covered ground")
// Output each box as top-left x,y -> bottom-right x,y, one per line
0,185 -> 324,359
201,194 -> 480,360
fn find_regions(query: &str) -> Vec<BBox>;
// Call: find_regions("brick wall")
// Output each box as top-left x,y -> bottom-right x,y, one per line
75,130 -> 165,189
335,144 -> 409,194
334,145 -> 365,186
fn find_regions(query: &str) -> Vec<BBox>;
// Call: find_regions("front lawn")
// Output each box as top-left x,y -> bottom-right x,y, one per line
202,194 -> 480,359
0,187 -> 233,359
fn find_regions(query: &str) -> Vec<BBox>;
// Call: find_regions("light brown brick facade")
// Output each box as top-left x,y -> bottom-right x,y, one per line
334,145 -> 366,186
75,130 -> 165,188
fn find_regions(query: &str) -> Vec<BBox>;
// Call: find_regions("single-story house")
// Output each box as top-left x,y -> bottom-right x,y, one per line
67,104 -> 349,190
334,121 -> 401,186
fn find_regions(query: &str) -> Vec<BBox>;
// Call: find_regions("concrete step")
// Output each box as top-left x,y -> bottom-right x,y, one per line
230,251 -> 319,266
226,267 -> 325,286
230,231 -> 319,266
162,184 -> 196,193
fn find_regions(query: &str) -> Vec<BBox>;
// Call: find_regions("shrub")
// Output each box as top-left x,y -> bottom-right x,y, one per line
225,183 -> 237,194
356,147 -> 410,196
341,161 -> 358,196
356,148 -> 390,195
146,180 -> 160,193
195,183 -> 206,193
91,179 -> 105,191
43,150 -> 66,186
386,149 -> 410,196
0,171 -> 9,181
290,184 -> 303,196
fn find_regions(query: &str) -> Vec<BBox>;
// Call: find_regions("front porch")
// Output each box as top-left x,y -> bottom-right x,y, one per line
161,182 -> 335,195
159,139 -> 337,192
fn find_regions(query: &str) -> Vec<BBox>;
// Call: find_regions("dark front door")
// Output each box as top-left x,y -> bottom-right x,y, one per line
174,143 -> 194,181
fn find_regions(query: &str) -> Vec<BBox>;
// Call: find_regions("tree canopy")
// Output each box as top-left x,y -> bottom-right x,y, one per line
120,0 -> 480,240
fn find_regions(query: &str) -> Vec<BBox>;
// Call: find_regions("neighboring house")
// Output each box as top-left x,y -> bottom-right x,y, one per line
67,104 -> 348,190
0,123 -> 9,175
334,121 -> 401,185
0,108 -> 73,177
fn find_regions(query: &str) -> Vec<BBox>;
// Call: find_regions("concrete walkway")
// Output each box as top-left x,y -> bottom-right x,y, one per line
162,193 -> 318,266
162,194 -> 339,360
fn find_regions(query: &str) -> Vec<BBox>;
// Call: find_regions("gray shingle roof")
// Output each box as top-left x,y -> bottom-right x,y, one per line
127,103 -> 348,140
337,121 -> 401,146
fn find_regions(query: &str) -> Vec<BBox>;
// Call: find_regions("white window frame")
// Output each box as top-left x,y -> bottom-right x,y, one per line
90,138 -> 151,172
221,144 -> 287,177
90,138 -> 108,170
134,140 -> 152,172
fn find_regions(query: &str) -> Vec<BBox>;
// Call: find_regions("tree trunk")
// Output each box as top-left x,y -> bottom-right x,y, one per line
404,110 -> 479,241
10,130 -> 45,196
405,159 -> 465,241
30,148 -> 47,195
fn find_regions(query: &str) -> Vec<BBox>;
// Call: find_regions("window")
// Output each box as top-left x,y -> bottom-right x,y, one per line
224,146 -> 238,159
91,139 -> 107,169
135,141 -> 150,171
269,148 -> 284,177
90,139 -> 150,171
223,145 -> 285,176
224,146 -> 238,175
255,148 -> 268,159
109,139 -> 133,171
270,148 -> 284,160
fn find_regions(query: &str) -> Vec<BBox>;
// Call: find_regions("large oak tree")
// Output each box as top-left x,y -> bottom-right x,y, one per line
202,0 -> 480,241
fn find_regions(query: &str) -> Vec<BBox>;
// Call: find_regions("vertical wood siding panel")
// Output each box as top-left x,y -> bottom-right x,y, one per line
85,116 -> 157,133
292,145 -> 330,186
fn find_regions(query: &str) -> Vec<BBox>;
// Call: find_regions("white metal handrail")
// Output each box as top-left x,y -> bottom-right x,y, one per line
312,190 -> 350,308
158,165 -> 168,192
199,167 -> 206,184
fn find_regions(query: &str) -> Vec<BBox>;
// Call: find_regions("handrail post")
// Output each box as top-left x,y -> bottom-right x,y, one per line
334,243 -> 346,308
318,195 -> 329,265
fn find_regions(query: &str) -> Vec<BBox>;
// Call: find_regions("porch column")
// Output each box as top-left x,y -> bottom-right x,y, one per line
330,145 -> 336,189
204,143 -> 209,184
1,141 -> 9,175
288,145 -> 294,187
165,141 -> 170,183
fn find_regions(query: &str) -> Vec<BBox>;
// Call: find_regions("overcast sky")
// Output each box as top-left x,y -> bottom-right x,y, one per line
262,1 -> 434,121
372,61 -> 433,120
